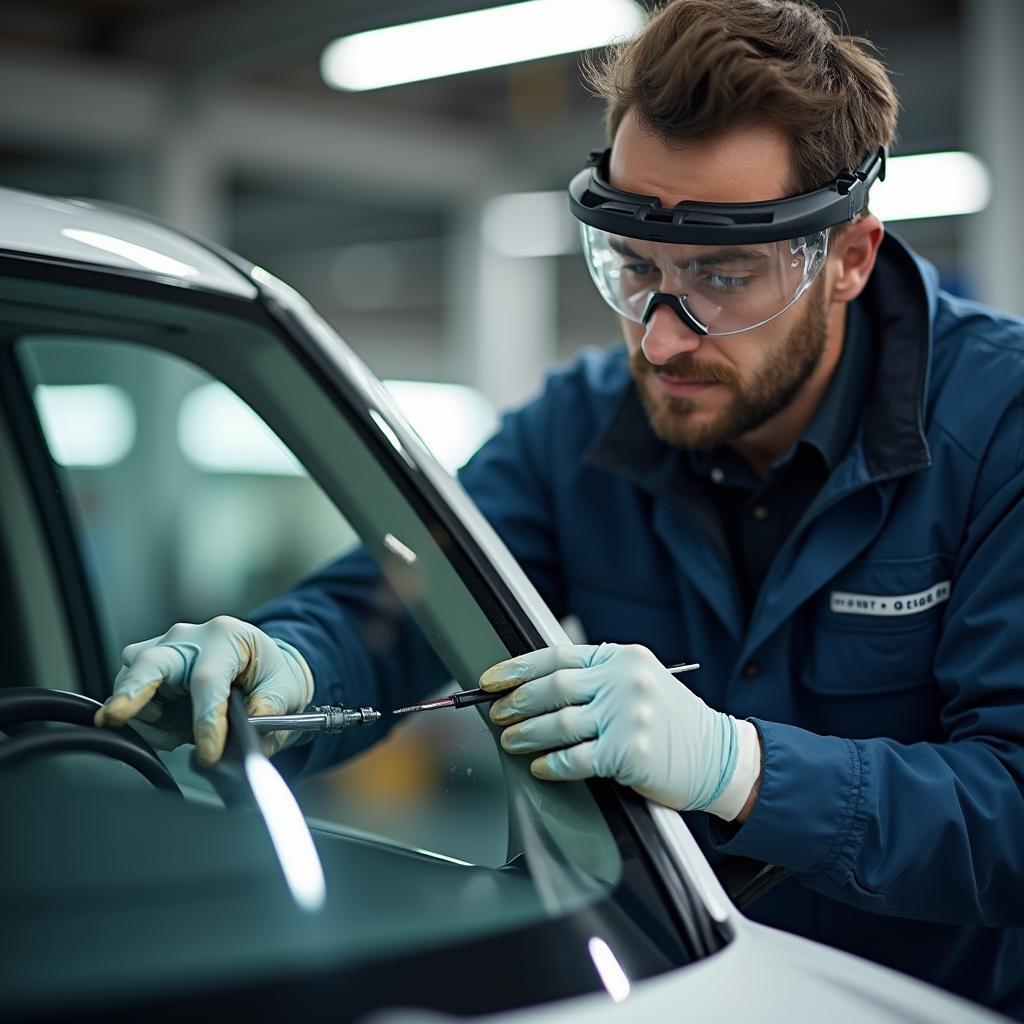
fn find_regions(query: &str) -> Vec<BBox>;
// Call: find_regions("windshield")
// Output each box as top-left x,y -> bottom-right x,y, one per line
0,262 -> 699,1019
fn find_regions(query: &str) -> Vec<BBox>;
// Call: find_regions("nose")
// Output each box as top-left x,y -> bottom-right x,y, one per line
641,303 -> 704,366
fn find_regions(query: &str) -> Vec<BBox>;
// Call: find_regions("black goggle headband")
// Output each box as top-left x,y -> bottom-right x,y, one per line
569,146 -> 887,245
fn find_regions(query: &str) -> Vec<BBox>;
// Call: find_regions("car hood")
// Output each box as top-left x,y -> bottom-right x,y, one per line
375,917 -> 1006,1024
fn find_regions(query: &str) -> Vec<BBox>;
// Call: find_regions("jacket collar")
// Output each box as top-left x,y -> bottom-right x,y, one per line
584,232 -> 934,488
800,296 -> 875,473
857,231 -> 934,478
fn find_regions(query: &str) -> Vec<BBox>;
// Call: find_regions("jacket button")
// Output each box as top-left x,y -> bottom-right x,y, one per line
751,505 -> 769,523
742,660 -> 760,679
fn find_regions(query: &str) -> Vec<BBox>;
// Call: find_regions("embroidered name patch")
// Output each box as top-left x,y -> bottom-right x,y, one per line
830,580 -> 951,617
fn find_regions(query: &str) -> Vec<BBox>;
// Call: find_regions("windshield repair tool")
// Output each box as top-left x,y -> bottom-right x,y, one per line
248,705 -> 381,734
391,661 -> 700,716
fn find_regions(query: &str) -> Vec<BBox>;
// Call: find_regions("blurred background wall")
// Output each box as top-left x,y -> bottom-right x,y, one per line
3,0 -> 1021,410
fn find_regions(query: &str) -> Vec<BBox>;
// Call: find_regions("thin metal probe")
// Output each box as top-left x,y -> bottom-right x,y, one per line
392,661 -> 701,716
248,705 -> 381,734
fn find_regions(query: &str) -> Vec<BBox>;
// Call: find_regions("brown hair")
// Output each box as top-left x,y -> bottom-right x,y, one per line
584,0 -> 898,196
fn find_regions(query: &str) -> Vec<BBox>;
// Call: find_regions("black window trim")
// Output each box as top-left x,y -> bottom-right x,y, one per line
0,340 -> 109,700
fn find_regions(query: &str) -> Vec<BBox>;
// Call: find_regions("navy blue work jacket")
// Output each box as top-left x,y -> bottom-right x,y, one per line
255,234 -> 1024,1017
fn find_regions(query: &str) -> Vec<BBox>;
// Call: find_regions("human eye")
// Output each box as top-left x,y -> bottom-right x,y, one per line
705,271 -> 752,292
621,260 -> 656,279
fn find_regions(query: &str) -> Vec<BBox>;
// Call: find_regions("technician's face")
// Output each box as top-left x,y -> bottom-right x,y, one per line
610,112 -> 830,450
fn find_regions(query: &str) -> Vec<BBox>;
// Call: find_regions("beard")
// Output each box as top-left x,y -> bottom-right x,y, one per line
630,280 -> 829,450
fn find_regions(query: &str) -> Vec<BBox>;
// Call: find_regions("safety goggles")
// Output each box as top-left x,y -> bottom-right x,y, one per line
569,147 -> 886,337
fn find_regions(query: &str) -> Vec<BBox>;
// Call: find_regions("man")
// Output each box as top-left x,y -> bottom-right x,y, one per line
97,0 -> 1024,1016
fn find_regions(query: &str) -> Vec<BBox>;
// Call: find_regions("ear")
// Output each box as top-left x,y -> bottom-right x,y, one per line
827,214 -> 884,304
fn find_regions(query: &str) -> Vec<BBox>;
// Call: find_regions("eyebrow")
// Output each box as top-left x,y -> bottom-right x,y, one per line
608,237 -> 771,268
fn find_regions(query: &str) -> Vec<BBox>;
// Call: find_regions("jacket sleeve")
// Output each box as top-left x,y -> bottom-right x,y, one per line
456,393 -> 568,620
248,378 -> 568,778
249,544 -> 449,776
709,403 -> 1024,927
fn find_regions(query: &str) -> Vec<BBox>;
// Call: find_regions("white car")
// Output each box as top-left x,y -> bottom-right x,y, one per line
0,186 -> 1004,1023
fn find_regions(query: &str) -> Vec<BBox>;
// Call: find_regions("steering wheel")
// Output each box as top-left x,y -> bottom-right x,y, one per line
0,687 -> 183,797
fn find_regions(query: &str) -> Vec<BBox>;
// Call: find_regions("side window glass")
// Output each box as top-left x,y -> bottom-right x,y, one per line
17,336 -> 508,866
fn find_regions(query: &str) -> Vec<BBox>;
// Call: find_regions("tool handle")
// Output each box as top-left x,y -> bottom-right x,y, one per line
447,663 -> 698,711
249,712 -> 327,733
451,688 -> 498,708
248,705 -> 380,733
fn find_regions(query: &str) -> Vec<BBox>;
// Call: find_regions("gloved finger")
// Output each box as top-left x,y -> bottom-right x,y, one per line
247,693 -> 301,759
490,667 -> 602,725
119,635 -> 162,667
113,695 -> 191,754
530,740 -> 598,782
258,731 -> 291,759
479,645 -> 602,693
185,635 -> 243,766
95,645 -> 191,727
245,691 -> 289,718
500,704 -> 597,754
191,695 -> 230,766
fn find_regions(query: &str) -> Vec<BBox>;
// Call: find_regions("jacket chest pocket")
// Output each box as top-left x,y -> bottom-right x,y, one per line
800,555 -> 952,697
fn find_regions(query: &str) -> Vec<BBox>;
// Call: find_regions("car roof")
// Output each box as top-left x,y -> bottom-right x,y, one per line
0,186 -> 257,300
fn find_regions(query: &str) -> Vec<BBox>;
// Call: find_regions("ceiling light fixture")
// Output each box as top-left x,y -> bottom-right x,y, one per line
321,0 -> 645,92
33,385 -> 137,468
178,383 -> 304,476
382,380 -> 498,474
483,190 -> 578,258
869,151 -> 992,222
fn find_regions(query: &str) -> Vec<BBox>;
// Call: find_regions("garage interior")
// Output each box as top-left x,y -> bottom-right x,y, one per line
1,0 -> 1022,859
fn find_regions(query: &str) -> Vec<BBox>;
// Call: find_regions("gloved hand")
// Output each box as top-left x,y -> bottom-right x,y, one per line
94,616 -> 314,763
481,643 -> 739,812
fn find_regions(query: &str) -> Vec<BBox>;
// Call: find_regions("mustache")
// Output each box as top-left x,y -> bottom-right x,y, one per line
630,349 -> 736,386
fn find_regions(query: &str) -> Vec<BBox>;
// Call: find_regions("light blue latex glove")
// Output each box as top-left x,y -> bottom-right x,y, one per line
94,616 -> 314,763
481,643 -> 738,811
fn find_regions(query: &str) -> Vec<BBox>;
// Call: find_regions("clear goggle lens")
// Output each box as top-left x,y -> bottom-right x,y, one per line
581,226 -> 830,336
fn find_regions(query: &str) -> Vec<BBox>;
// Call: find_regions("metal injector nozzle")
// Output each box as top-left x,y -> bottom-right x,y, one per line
248,705 -> 381,735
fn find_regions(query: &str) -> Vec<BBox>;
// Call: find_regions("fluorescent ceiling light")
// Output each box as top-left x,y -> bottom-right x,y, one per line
870,151 -> 991,222
179,383 -> 304,476
383,380 -> 498,474
483,191 -> 578,258
321,0 -> 645,91
61,228 -> 199,279
177,376 -> 496,480
33,384 -> 136,468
